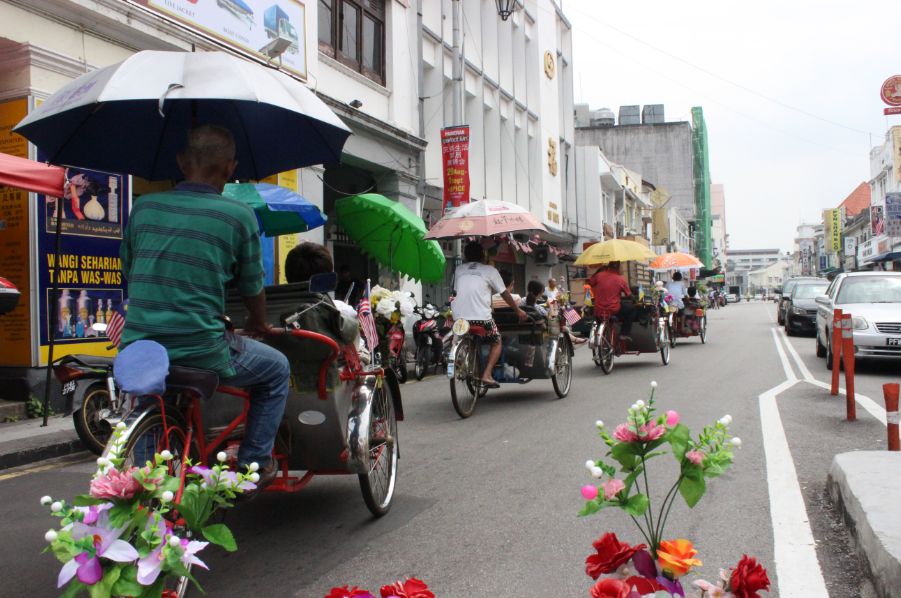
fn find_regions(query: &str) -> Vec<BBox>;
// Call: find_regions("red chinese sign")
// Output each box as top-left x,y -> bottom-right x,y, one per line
441,126 -> 470,213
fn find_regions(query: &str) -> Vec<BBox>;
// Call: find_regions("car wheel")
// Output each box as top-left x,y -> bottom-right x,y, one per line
815,333 -> 826,358
826,330 -> 833,370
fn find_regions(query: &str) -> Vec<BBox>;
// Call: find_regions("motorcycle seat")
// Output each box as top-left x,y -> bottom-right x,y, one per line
64,354 -> 114,368
165,366 -> 220,401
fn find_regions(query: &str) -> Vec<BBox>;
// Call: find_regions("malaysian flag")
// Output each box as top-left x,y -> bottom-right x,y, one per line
357,282 -> 378,352
106,300 -> 127,348
563,305 -> 582,327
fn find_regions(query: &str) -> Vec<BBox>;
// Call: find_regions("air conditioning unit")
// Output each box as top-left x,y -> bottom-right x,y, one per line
533,246 -> 558,266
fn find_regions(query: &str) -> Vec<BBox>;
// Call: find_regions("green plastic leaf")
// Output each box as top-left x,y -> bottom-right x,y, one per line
88,564 -> 121,598
202,523 -> 238,552
623,466 -> 644,495
112,565 -> 143,597
578,499 -> 602,517
108,502 -> 135,528
623,493 -> 650,517
60,580 -> 86,598
598,461 -> 617,478
610,443 -> 638,471
667,424 -> 691,461
679,474 -> 707,508
72,495 -> 106,507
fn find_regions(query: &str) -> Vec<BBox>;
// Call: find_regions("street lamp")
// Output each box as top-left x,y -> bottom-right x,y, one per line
495,0 -> 517,20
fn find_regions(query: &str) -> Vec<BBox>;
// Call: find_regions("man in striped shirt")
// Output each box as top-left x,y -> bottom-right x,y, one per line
121,125 -> 288,487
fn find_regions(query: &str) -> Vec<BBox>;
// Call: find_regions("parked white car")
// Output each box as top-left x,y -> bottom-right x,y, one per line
814,271 -> 901,368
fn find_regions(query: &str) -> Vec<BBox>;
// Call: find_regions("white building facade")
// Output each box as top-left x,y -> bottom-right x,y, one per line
863,125 -> 901,267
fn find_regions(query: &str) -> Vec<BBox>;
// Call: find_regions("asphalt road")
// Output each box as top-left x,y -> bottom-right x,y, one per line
0,301 -> 892,597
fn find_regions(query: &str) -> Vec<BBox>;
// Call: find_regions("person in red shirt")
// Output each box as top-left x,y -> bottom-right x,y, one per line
588,261 -> 635,340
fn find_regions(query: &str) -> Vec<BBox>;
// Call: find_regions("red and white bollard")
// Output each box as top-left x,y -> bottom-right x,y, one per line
830,309 -> 843,396
884,383 -> 900,451
841,313 -> 856,421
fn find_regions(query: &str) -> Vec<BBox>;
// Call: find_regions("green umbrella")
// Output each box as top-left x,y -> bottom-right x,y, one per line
335,193 -> 446,283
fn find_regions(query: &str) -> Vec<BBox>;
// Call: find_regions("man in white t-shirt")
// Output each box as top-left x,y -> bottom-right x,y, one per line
544,277 -> 562,302
453,242 -> 527,388
665,271 -> 687,310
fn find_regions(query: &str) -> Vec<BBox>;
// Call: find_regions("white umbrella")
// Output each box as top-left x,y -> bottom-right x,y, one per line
425,200 -> 547,239
14,51 -> 351,180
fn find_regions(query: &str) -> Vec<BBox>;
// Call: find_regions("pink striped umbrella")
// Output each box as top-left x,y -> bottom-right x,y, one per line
425,200 -> 547,239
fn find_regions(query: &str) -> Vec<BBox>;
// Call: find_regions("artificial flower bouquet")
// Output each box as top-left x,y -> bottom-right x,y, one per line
325,577 -> 434,598
580,382 -> 770,598
371,286 -> 416,326
41,424 -> 258,597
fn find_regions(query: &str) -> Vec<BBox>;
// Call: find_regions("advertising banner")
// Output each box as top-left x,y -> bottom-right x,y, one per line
262,169 -> 300,284
830,208 -> 842,253
135,0 -> 307,80
871,204 -> 885,236
36,153 -> 130,364
844,236 -> 857,256
799,239 -> 813,276
0,98 -> 32,366
886,192 -> 901,238
441,126 -> 470,213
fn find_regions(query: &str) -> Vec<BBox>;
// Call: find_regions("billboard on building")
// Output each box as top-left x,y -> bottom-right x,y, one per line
823,208 -> 842,253
134,0 -> 307,80
886,192 -> 901,238
440,126 -> 470,213
871,205 -> 885,236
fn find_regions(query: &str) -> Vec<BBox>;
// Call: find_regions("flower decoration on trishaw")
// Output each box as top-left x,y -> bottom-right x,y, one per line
579,381 -> 769,598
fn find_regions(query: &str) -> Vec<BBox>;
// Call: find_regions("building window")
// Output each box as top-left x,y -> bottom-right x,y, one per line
319,0 -> 385,85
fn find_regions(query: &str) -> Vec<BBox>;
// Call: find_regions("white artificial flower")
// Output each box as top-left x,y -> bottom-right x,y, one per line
216,451 -> 227,463
168,535 -> 181,548
650,381 -> 658,389
585,460 -> 595,471
635,400 -> 645,408
591,466 -> 604,479
161,491 -> 174,502
160,450 -> 173,461
40,496 -> 52,506
249,473 -> 260,483
595,420 -> 604,428
115,421 -> 127,431
44,530 -> 58,542
730,437 -> 742,448
719,415 -> 733,426
249,462 -> 260,473
96,457 -> 109,468
50,501 -> 63,513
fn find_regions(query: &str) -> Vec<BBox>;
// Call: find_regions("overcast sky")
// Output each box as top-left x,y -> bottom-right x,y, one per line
568,0 -> 901,253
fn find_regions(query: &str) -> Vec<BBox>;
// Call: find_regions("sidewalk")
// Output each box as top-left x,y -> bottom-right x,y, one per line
828,451 -> 901,598
0,415 -> 85,470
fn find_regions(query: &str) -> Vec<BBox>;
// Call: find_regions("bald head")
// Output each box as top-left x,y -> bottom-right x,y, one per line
176,125 -> 238,191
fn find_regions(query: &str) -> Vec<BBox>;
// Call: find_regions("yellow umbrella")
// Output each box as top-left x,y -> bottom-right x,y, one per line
574,239 -> 657,266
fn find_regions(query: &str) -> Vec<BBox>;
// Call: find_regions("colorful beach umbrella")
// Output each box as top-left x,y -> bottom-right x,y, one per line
424,200 -> 547,239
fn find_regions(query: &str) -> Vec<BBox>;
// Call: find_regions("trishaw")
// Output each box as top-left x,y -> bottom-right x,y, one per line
111,274 -> 401,515
589,293 -> 671,374
447,303 -> 574,418
665,296 -> 708,345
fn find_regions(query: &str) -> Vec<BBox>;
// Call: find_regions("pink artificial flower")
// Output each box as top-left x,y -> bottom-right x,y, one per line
637,423 -> 665,441
693,579 -> 727,597
665,410 -> 680,427
581,485 -> 599,500
686,450 -> 705,466
602,478 -> 625,500
89,467 -> 142,500
613,424 -> 639,443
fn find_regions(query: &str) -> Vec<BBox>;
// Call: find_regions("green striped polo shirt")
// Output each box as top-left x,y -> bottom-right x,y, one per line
120,187 -> 263,377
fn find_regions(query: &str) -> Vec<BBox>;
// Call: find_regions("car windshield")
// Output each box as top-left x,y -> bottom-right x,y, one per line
835,276 -> 901,304
793,284 -> 828,299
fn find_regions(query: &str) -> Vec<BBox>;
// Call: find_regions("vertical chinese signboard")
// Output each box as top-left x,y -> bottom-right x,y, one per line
0,99 -> 31,365
441,126 -> 470,213
885,192 -> 901,239
36,151 -> 130,365
823,209 -> 842,254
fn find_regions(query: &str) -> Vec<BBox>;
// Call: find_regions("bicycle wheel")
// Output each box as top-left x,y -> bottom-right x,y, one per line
74,383 -> 112,454
450,338 -> 481,418
591,323 -> 603,366
668,316 -> 677,348
659,324 -> 671,365
359,376 -> 398,517
115,410 -> 198,476
393,353 -> 408,384
551,336 -> 573,398
599,323 -> 615,375
699,316 -> 707,344
414,342 -> 429,381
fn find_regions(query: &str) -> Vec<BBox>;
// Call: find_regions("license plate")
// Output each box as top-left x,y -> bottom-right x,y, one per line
61,381 -> 76,395
888,338 -> 901,346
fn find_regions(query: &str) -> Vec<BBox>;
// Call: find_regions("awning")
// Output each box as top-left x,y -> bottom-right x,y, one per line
869,251 -> 901,263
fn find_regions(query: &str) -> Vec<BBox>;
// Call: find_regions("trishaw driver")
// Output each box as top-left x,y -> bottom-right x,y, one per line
453,242 -> 527,389
120,124 -> 288,492
588,261 -> 635,342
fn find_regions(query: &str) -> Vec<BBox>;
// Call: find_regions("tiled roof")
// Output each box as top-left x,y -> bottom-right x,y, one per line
838,182 -> 871,216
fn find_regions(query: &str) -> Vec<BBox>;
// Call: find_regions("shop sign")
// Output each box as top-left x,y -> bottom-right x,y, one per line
844,236 -> 856,255
134,0 -> 307,80
440,125 -> 470,213
823,209 -> 842,253
881,75 -> 901,107
0,98 -> 32,366
819,255 -> 827,271
859,235 -> 891,262
36,151 -> 130,365
871,204 -> 884,236
886,192 -> 901,238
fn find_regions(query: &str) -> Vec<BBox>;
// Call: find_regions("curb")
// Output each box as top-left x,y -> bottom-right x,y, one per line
0,434 -> 86,471
827,451 -> 901,598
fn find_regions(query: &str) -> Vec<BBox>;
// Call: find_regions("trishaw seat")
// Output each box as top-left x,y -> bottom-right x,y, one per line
165,366 -> 220,400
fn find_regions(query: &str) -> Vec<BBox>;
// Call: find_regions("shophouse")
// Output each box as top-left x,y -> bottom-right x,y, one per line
419,0 -> 576,300
862,125 -> 901,269
836,182 -> 870,271
726,248 -> 782,295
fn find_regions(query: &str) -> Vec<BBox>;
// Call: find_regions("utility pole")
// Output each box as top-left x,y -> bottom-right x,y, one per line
451,0 -> 464,266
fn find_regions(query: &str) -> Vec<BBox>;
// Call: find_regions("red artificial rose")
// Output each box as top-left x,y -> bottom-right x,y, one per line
585,532 -> 647,579
325,587 -> 372,598
730,555 -> 771,598
379,578 -> 434,598
624,576 -> 665,594
589,578 -> 631,598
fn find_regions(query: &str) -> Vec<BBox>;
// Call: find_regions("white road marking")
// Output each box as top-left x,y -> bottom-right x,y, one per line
761,328 -> 830,597
776,328 -> 887,425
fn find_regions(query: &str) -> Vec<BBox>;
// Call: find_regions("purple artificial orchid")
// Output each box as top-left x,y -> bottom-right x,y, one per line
136,516 -> 168,586
73,502 -> 113,525
631,550 -> 658,579
58,519 -> 138,587
178,538 -> 210,570
188,465 -> 255,492
655,575 -> 685,597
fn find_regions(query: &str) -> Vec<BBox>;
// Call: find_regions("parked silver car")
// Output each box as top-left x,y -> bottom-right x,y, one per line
814,271 -> 901,368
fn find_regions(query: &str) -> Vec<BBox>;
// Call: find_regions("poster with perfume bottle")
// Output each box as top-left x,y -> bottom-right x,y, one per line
35,155 -> 130,364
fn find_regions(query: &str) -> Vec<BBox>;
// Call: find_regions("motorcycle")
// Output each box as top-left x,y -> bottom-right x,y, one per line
52,353 -> 124,454
412,301 -> 452,380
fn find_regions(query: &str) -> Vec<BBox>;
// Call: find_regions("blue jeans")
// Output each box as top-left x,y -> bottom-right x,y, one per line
220,337 -> 290,468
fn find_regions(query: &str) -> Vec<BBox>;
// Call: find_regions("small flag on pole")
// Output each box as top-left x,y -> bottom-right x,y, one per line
358,280 -> 378,351
563,305 -> 582,327
106,300 -> 127,348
